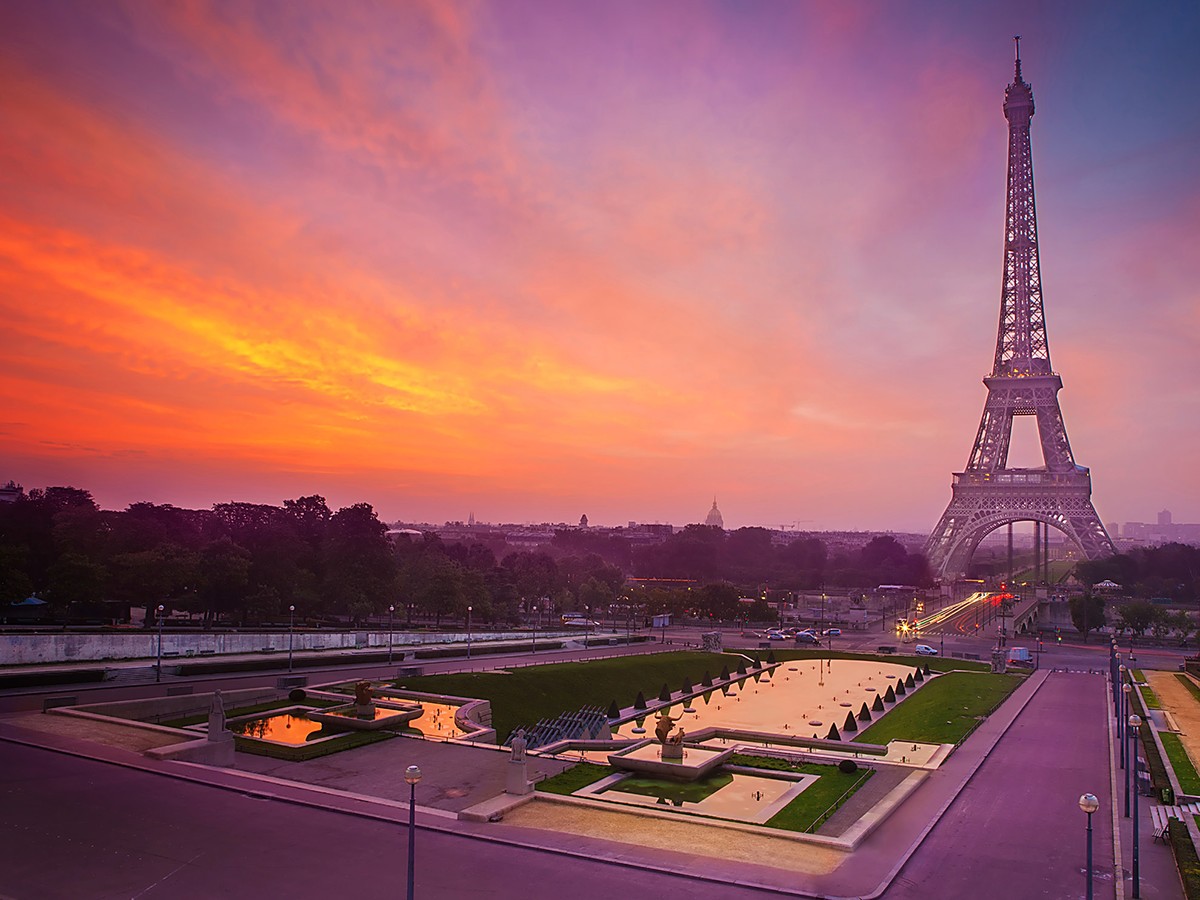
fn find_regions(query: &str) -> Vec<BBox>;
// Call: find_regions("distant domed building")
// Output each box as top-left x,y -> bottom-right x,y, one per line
704,499 -> 724,529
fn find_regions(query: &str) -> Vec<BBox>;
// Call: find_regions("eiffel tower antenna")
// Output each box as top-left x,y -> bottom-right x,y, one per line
925,44 -> 1115,581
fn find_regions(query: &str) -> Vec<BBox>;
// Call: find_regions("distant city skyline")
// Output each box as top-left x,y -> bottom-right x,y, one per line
2,2 -> 1198,533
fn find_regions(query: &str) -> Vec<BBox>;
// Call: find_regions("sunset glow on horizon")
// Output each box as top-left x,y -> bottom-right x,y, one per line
2,1 -> 1198,531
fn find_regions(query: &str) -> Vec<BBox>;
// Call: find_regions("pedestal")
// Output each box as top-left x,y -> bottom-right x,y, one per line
661,742 -> 684,760
505,760 -> 531,795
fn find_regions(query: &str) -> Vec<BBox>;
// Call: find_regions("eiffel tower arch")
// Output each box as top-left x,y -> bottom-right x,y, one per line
925,40 -> 1116,581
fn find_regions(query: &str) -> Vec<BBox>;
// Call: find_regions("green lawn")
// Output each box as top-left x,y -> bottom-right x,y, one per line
766,648 -> 989,674
397,651 -> 731,742
1160,733 -> 1200,795
613,773 -> 734,803
1176,674 -> 1200,705
765,766 -> 874,832
853,672 -> 1024,745
1143,686 -> 1163,709
536,763 -> 614,795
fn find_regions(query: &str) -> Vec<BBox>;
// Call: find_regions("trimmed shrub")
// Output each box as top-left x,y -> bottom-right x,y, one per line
288,688 -> 307,702
858,702 -> 872,722
702,671 -> 713,687
736,659 -> 747,675
720,665 -> 731,680
895,680 -> 907,696
914,668 -> 925,683
923,663 -> 931,676
681,678 -> 693,695
658,683 -> 672,702
884,686 -> 896,703
843,711 -> 858,733
607,700 -> 621,719
838,758 -> 859,774
634,691 -> 647,710
827,723 -> 841,741
905,674 -> 915,688
767,651 -> 777,664
873,694 -> 885,712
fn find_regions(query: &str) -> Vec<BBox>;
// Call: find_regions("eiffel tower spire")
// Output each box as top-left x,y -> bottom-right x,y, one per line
925,45 -> 1115,580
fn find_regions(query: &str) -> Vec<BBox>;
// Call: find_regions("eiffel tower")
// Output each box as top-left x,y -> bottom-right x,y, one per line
925,40 -> 1116,580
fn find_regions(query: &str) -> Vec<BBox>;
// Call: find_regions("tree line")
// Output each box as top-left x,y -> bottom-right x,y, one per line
1,485 -> 933,627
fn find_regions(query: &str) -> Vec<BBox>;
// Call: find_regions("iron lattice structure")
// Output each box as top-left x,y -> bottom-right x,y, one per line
925,42 -> 1116,580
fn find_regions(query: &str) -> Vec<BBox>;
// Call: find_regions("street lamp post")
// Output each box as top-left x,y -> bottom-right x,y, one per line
1130,714 -> 1142,898
584,606 -> 590,649
288,605 -> 295,673
1119,669 -> 1128,769
388,605 -> 395,665
466,605 -> 472,660
404,764 -> 422,900
1079,792 -> 1099,900
155,604 -> 165,683
1124,686 -> 1133,817
531,605 -> 537,655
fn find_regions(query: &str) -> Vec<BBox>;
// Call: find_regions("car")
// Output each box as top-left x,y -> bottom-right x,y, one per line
914,644 -> 938,656
823,628 -> 842,637
767,631 -> 787,640
1007,647 -> 1034,668
794,632 -> 821,645
741,630 -> 762,638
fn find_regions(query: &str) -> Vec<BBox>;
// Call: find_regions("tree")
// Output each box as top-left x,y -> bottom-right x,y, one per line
1069,591 -> 1106,643
1115,600 -> 1158,638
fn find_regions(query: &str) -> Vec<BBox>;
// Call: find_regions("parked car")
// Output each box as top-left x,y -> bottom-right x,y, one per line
914,644 -> 939,656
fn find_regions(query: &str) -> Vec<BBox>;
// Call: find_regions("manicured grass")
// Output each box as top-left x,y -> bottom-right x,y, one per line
1127,686 -> 1170,792
765,767 -> 874,833
1132,669 -> 1146,683
397,651 -> 730,742
1142,686 -> 1162,709
1160,733 -> 1200,795
1170,819 -> 1200,900
768,648 -> 989,674
613,772 -> 733,803
853,672 -> 1024,745
231,729 -> 393,761
1176,674 -> 1200,705
536,763 -> 613,795
730,753 -> 844,776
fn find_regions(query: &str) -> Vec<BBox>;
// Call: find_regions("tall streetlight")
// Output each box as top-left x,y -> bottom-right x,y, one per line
584,606 -> 590,649
531,605 -> 537,655
404,764 -> 422,900
1129,714 -> 1142,898
1119,671 -> 1128,769
1124,688 -> 1133,817
466,605 -> 473,660
155,604 -> 165,683
1079,793 -> 1099,900
388,605 -> 395,665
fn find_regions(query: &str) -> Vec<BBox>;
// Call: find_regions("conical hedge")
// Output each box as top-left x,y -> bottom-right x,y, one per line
905,673 -> 915,688
634,691 -> 647,710
607,700 -> 620,719
702,671 -> 713,687
872,694 -> 885,712
736,659 -> 747,675
720,665 -> 731,680
914,668 -> 925,683
659,683 -> 672,702
843,710 -> 858,733
858,702 -> 872,722
682,677 -> 693,695
767,650 -> 777,664
827,723 -> 841,741
884,685 -> 896,703
923,663 -> 932,676
895,680 -> 907,696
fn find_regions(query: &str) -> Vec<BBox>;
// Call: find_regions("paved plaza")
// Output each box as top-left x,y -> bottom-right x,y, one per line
0,642 -> 1189,898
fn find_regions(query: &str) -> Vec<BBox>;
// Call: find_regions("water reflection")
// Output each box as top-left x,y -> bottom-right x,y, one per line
229,711 -> 327,746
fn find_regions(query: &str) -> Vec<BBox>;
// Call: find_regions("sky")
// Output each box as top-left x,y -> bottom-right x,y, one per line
1,0 -> 1198,533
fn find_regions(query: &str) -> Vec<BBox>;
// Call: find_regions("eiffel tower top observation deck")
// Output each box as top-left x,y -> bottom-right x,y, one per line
925,40 -> 1115,580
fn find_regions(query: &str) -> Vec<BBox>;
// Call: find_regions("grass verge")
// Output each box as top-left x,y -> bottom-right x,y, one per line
396,651 -> 731,741
1160,733 -> 1200,795
536,763 -> 613,795
1170,819 -> 1200,899
1142,686 -> 1162,709
1176,674 -> 1200,705
732,753 -> 874,832
1127,686 -> 1170,792
853,672 -> 1023,745
614,773 -> 733,803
